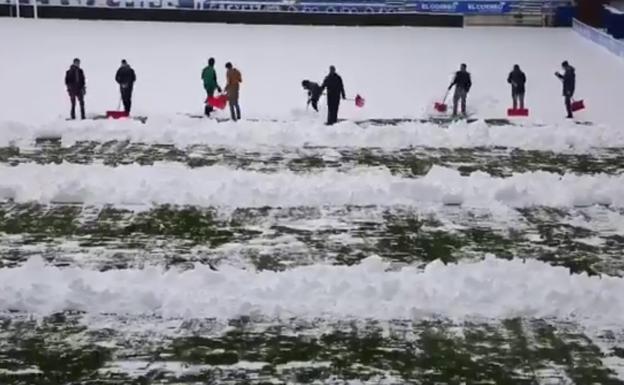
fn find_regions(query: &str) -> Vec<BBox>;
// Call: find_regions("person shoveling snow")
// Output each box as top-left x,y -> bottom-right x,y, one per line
302,80 -> 323,112
448,63 -> 472,118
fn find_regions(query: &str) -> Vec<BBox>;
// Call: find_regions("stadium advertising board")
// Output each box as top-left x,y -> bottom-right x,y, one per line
412,1 -> 510,14
4,0 -> 514,14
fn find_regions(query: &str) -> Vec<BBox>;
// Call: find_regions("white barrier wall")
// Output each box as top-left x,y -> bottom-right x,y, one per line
573,18 -> 624,58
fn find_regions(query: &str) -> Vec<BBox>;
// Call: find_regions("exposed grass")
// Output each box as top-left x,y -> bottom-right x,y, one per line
1,314 -> 622,384
1,204 -> 623,275
3,144 -> 624,176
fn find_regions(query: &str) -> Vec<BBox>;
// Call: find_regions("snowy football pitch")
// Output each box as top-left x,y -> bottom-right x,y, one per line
1,18 -> 624,384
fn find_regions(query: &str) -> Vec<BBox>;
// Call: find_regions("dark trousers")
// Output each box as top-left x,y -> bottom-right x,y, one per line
228,92 -> 241,121
564,92 -> 573,118
326,97 -> 340,125
229,102 -> 241,121
512,90 -> 525,110
205,89 -> 215,116
309,91 -> 321,112
69,91 -> 85,120
310,98 -> 319,112
452,88 -> 467,116
121,86 -> 133,113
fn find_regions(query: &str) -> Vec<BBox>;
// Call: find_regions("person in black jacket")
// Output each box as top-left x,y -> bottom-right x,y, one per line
448,63 -> 472,117
302,80 -> 322,112
65,58 -> 86,120
115,59 -> 136,114
321,66 -> 346,125
555,61 -> 576,118
507,64 -> 526,110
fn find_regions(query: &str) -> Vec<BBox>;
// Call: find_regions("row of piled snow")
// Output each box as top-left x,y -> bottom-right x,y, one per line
0,163 -> 620,208
0,117 -> 621,151
1,255 -> 623,327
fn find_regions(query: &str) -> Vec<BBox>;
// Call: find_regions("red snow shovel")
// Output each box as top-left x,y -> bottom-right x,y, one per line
434,90 -> 449,113
507,108 -> 529,117
106,110 -> 129,119
106,98 -> 129,119
571,99 -> 585,112
206,94 -> 228,110
354,94 -> 365,108
344,94 -> 365,108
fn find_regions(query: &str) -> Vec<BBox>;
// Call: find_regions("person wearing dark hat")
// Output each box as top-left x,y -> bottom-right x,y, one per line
115,59 -> 136,114
555,61 -> 576,118
507,64 -> 526,110
301,80 -> 322,112
225,62 -> 242,121
320,65 -> 346,125
65,58 -> 86,120
448,63 -> 472,117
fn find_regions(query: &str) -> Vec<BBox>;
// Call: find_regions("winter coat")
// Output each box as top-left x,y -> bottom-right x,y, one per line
116,65 -> 136,89
304,81 -> 322,101
65,65 -> 86,95
450,70 -> 471,92
556,66 -> 575,96
201,65 -> 219,93
507,69 -> 526,94
225,68 -> 242,95
321,73 -> 346,102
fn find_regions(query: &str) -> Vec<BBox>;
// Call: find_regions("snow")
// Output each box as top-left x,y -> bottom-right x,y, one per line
99,359 -> 269,376
564,208 -> 624,236
2,16 -> 624,380
1,118 -> 623,151
1,19 -> 624,127
1,255 -> 623,327
100,360 -> 208,376
0,367 -> 43,375
574,236 -> 605,247
604,5 -> 624,15
0,162 -> 622,208
602,356 -> 624,380
276,361 -> 332,370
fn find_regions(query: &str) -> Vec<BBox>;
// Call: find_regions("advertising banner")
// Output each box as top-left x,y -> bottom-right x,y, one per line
2,0 -> 558,15
411,1 -> 510,14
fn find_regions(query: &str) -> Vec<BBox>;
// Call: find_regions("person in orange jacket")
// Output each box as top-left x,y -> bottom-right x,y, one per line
225,62 -> 242,121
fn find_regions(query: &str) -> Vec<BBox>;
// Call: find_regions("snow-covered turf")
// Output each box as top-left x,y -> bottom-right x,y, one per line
1,17 -> 624,384
1,19 -> 624,125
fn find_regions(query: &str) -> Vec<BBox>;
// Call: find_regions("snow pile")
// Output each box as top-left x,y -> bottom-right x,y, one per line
0,163 -> 621,208
1,118 -> 622,151
1,255 -> 623,327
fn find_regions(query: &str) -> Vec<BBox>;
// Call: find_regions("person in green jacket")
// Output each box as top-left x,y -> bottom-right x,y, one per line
201,57 -> 222,116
